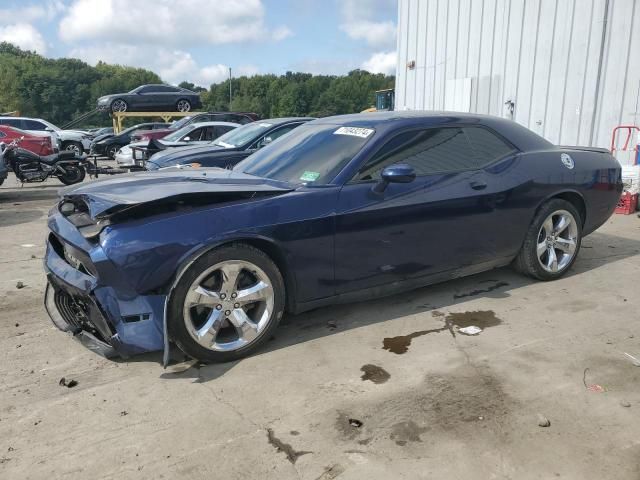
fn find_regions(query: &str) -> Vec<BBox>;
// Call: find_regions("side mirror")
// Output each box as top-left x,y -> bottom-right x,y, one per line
373,163 -> 416,194
258,136 -> 273,149
45,127 -> 54,132
183,136 -> 191,142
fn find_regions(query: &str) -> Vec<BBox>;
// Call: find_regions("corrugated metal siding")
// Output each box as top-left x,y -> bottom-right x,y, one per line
396,0 -> 640,160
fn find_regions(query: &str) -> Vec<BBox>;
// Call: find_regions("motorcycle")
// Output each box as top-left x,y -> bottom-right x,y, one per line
0,137 -> 86,185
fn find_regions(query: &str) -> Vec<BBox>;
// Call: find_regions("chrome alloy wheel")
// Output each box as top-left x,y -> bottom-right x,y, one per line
176,100 -> 191,112
536,209 -> 578,273
182,260 -> 274,352
111,99 -> 127,112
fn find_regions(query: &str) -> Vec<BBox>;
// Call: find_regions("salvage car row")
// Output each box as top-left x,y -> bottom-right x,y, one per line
43,111 -> 623,365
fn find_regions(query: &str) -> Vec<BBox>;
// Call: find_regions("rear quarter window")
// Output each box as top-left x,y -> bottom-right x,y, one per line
463,127 -> 516,162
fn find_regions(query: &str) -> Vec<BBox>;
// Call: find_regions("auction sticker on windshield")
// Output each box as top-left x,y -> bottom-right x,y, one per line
300,171 -> 320,182
333,127 -> 374,138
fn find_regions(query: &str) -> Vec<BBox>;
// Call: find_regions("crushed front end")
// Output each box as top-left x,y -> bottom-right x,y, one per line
44,198 -> 166,359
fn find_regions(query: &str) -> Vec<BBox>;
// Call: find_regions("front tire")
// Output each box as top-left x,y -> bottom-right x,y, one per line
110,99 -> 128,113
57,164 -> 86,185
514,199 -> 582,280
63,141 -> 83,156
106,145 -> 119,159
168,243 -> 285,362
176,99 -> 191,112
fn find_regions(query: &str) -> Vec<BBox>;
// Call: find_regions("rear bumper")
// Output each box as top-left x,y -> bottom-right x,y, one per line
44,214 -> 166,359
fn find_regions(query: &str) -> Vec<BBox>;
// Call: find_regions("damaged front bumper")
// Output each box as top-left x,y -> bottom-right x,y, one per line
44,213 -> 167,360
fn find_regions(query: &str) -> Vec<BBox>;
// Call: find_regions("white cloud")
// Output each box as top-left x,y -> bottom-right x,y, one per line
338,0 -> 397,65
0,23 -> 47,54
340,20 -> 396,49
59,0 -> 292,46
362,51 -> 397,75
69,44 -> 258,86
0,1 -> 65,24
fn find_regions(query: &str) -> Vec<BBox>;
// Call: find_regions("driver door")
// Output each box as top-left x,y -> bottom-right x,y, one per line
333,126 -> 511,295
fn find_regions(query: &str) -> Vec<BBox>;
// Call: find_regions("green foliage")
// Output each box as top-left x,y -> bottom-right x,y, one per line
0,43 -> 395,126
0,42 -> 161,126
203,69 -> 394,118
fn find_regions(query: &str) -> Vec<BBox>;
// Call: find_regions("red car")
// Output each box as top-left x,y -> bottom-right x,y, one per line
0,125 -> 54,156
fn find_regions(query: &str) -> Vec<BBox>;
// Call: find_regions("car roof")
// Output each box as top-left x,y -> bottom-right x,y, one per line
312,111 -> 553,150
186,121 -> 240,128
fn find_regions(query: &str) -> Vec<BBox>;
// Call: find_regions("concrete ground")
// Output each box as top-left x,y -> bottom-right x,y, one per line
0,175 -> 639,480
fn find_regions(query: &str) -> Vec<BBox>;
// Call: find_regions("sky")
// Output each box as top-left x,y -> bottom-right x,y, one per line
0,0 -> 398,86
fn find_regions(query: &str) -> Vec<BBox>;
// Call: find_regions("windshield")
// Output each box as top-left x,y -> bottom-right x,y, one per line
163,125 -> 194,142
213,122 -> 272,148
170,116 -> 192,130
234,124 -> 373,185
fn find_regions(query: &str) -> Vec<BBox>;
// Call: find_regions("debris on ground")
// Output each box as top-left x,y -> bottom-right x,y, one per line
349,419 -> 363,428
620,401 -> 631,408
327,320 -> 337,330
458,326 -> 483,336
15,281 -> 24,289
623,352 -> 640,367
537,414 -> 551,427
583,368 -> 606,392
59,378 -> 78,388
120,411 -> 128,416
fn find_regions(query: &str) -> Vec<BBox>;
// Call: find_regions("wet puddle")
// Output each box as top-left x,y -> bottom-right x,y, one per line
390,420 -> 428,446
360,364 -> 391,384
266,428 -> 311,464
382,310 -> 502,354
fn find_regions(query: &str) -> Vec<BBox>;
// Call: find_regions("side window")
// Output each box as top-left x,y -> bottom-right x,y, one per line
463,127 -> 515,163
156,86 -> 179,93
268,124 -> 297,141
215,126 -> 234,138
184,128 -> 202,141
353,127 -> 474,182
2,119 -> 23,129
23,120 -> 46,130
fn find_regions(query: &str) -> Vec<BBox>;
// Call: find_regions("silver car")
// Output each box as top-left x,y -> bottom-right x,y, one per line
116,121 -> 239,168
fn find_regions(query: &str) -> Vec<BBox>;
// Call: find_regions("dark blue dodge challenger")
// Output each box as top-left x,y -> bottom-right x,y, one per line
44,112 -> 622,363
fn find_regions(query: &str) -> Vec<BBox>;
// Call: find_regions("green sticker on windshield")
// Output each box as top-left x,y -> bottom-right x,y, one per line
300,171 -> 320,182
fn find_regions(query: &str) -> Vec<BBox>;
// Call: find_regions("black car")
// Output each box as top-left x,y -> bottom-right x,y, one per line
90,123 -> 169,159
145,117 -> 314,170
97,85 -> 203,113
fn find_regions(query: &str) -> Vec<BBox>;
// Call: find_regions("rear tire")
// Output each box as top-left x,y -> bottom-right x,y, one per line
57,165 -> 86,185
176,99 -> 191,112
514,199 -> 582,280
168,243 -> 285,363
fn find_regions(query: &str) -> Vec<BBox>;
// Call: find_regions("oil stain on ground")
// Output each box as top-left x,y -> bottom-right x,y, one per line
382,310 -> 502,354
390,420 -> 428,446
266,428 -> 311,464
360,364 -> 390,384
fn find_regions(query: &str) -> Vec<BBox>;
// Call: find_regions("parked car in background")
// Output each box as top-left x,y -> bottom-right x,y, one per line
90,123 -> 169,159
0,116 -> 93,154
87,127 -> 113,137
131,112 -> 258,143
117,121 -> 239,168
0,125 -> 55,157
97,84 -> 203,113
145,117 -> 313,170
43,112 -> 622,362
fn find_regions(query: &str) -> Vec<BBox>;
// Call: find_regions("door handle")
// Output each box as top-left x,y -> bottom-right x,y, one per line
470,181 -> 487,190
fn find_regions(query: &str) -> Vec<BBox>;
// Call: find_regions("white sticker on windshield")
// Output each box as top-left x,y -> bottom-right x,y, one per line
333,126 -> 374,138
259,123 -> 273,128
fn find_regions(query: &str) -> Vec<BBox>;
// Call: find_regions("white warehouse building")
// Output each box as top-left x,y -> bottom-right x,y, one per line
394,0 -> 640,163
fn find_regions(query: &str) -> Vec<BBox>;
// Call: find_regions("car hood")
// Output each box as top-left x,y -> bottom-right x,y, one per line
60,168 -> 294,220
93,133 -> 114,143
